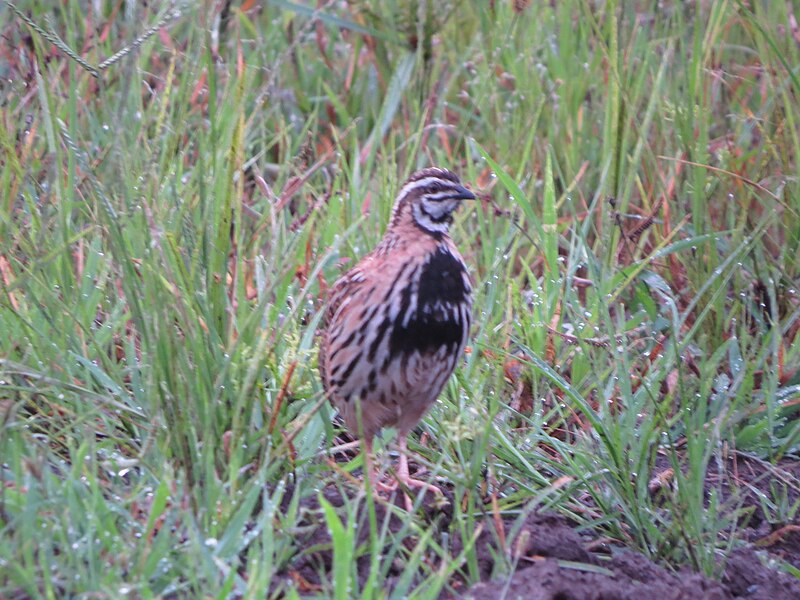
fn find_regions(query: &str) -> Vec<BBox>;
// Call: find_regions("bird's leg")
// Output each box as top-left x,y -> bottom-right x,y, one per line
396,434 -> 443,510
363,437 -> 396,494
327,439 -> 362,456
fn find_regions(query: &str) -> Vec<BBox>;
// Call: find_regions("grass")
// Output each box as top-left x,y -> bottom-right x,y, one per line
1,0 -> 799,597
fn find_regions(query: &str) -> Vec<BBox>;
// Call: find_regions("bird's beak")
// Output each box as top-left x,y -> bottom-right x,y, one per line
449,185 -> 476,201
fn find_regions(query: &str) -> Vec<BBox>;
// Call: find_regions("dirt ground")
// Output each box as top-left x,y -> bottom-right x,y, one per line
278,454 -> 800,599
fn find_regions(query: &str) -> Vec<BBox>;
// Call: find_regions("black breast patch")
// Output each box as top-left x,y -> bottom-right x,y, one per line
388,247 -> 470,356
417,247 -> 470,306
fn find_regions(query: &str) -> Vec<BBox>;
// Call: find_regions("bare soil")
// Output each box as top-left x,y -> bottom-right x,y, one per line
276,454 -> 800,599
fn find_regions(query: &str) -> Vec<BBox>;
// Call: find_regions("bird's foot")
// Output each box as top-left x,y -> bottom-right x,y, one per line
396,475 -> 443,511
371,476 -> 398,494
369,470 -> 443,510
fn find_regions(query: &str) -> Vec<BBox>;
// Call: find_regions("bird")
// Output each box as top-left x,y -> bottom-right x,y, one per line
319,166 -> 475,506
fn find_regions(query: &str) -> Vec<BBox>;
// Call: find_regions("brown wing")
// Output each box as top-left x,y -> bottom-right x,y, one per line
318,264 -> 367,395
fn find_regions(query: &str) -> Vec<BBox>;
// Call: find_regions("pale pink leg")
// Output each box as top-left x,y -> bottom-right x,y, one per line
364,437 -> 396,494
396,434 -> 442,510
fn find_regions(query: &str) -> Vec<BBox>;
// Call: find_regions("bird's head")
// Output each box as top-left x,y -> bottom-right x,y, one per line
390,167 -> 475,235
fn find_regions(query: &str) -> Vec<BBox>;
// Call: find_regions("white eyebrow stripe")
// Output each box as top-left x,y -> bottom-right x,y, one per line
397,176 -> 450,198
426,191 -> 459,201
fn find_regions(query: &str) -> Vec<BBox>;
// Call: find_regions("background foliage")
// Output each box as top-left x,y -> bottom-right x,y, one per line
1,0 -> 799,597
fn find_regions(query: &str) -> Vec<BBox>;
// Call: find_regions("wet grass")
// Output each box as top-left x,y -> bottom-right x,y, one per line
1,0 -> 800,597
